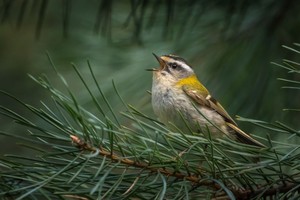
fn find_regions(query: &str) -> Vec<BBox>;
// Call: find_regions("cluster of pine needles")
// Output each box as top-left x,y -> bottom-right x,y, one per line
0,45 -> 300,199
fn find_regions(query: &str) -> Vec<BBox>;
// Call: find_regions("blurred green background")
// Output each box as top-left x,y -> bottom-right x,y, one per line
0,0 -> 299,154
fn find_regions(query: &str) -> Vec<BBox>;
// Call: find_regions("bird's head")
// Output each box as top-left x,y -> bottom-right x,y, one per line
150,54 -> 195,82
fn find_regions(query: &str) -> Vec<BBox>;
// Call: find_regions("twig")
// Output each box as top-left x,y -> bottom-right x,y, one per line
70,135 -> 300,199
70,135 -> 207,184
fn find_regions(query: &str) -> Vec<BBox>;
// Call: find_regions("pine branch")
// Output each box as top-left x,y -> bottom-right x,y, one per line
1,49 -> 300,199
70,134 -> 300,200
70,134 -> 214,185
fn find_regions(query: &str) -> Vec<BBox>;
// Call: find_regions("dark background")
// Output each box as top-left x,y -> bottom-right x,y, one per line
0,0 -> 299,154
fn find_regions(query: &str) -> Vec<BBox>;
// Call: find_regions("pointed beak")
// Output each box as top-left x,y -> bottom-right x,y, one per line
152,53 -> 166,71
146,53 -> 166,72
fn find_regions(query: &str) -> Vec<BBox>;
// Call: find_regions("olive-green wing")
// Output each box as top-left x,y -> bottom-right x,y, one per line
182,84 -> 237,126
182,84 -> 265,147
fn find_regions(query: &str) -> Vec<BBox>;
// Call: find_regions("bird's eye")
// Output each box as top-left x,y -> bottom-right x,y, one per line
170,63 -> 178,69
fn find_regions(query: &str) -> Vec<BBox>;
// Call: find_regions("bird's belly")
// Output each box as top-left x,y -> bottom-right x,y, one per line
152,86 -> 228,137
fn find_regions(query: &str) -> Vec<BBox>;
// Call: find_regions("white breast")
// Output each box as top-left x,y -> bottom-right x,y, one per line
151,73 -> 228,137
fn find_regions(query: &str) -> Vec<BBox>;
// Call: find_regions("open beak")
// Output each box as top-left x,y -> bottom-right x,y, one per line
153,53 -> 166,70
146,53 -> 165,71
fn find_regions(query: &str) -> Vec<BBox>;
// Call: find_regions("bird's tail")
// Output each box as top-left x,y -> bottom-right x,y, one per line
226,122 -> 266,148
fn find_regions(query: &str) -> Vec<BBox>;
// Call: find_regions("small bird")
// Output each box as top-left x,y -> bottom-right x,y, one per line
149,53 -> 265,147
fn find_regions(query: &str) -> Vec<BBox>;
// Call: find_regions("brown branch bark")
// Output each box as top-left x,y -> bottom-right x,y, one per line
70,135 -> 300,199
70,135 -> 209,184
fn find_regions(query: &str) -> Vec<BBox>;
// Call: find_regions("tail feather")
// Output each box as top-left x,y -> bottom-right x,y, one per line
226,122 -> 266,148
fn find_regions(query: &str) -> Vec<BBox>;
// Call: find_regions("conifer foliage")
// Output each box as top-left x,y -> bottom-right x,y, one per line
1,46 -> 300,199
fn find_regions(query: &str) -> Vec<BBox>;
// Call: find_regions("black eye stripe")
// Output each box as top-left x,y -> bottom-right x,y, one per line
165,65 -> 172,74
161,54 -> 194,70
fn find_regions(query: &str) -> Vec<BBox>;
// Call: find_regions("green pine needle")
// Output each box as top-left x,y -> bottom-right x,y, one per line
1,47 -> 300,199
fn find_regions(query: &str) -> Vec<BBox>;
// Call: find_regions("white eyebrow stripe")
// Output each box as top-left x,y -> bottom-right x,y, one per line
162,57 -> 194,73
173,60 -> 193,72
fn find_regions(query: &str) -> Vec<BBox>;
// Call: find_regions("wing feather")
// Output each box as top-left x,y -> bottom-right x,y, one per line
182,84 -> 237,126
226,123 -> 266,147
182,84 -> 265,147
